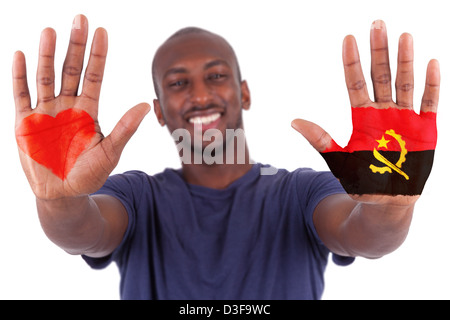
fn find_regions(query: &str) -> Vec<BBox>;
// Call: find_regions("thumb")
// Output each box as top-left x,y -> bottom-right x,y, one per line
106,102 -> 151,154
291,118 -> 337,152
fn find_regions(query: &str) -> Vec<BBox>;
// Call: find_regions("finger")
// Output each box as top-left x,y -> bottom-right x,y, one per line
291,118 -> 335,152
37,28 -> 56,104
104,103 -> 151,157
420,59 -> 440,113
81,28 -> 108,104
342,35 -> 371,108
395,33 -> 414,108
13,51 -> 32,118
370,20 -> 392,103
60,15 -> 89,96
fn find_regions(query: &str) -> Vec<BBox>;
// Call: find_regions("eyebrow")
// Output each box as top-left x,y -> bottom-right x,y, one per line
204,59 -> 230,70
163,67 -> 188,79
163,60 -> 231,80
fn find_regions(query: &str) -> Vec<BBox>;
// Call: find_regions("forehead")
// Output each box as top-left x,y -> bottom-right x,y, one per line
154,32 -> 237,78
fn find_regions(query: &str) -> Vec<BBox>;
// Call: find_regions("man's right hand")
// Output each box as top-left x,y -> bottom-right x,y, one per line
13,15 -> 150,200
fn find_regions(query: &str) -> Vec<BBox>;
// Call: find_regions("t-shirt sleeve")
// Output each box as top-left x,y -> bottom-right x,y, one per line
81,171 -> 144,269
295,169 -> 355,266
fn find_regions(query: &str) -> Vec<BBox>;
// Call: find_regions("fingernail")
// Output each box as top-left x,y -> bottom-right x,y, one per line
371,20 -> 384,30
72,15 -> 81,30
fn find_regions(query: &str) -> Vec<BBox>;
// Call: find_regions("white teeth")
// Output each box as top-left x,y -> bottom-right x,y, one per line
189,113 -> 221,125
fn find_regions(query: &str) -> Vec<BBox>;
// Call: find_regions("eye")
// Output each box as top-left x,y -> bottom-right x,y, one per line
169,79 -> 188,88
208,73 -> 227,81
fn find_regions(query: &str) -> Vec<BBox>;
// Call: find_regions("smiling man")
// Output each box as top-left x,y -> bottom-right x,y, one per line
152,27 -> 253,188
13,16 -> 439,300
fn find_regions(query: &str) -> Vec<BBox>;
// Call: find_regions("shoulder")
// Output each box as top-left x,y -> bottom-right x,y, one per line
104,168 -> 182,186
288,167 -> 342,190
252,165 -> 342,201
260,165 -> 337,188
94,168 -> 185,200
264,165 -> 345,208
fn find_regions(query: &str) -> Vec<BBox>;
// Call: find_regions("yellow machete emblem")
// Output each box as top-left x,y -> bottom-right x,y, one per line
369,129 -> 409,180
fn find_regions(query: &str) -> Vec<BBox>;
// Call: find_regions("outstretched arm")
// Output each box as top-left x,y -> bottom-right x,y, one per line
13,15 -> 150,257
292,20 -> 440,259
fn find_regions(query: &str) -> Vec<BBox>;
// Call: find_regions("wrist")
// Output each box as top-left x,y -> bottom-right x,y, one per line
36,194 -> 93,225
36,194 -> 90,209
350,194 -> 419,208
36,194 -> 105,255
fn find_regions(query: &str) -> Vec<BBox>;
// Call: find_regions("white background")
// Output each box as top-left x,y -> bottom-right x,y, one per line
1,0 -> 449,300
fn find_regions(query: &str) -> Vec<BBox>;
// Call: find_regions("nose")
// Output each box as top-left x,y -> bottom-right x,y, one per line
189,80 -> 213,106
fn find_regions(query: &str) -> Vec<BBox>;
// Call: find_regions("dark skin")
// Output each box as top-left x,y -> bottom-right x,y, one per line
153,31 -> 252,189
13,16 -> 439,261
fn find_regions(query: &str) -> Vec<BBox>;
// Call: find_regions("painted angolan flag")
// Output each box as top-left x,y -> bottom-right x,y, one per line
320,106 -> 437,196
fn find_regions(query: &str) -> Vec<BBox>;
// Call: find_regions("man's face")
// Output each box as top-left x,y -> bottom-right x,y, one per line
153,32 -> 250,150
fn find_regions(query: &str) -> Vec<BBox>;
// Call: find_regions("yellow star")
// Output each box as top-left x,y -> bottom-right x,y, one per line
376,135 -> 390,149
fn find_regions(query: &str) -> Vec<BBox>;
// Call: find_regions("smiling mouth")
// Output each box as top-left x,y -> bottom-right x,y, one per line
188,112 -> 222,125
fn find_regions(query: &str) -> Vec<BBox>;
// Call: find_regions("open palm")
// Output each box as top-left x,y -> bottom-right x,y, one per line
292,20 -> 440,204
13,15 -> 150,200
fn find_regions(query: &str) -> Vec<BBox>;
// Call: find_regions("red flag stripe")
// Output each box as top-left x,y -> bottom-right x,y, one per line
323,107 -> 437,153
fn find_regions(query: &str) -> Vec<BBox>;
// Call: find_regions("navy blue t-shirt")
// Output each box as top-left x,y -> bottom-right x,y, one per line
83,163 -> 354,299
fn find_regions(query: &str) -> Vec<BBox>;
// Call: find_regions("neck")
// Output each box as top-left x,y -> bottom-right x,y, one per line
181,144 -> 253,189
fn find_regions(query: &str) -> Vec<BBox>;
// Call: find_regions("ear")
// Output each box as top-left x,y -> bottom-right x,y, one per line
153,99 -> 166,126
240,80 -> 251,110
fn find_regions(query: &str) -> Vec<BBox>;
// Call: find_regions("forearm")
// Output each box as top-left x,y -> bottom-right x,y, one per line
341,200 -> 415,259
36,195 -> 105,255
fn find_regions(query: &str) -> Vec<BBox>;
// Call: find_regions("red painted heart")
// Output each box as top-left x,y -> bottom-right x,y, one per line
16,109 -> 96,180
